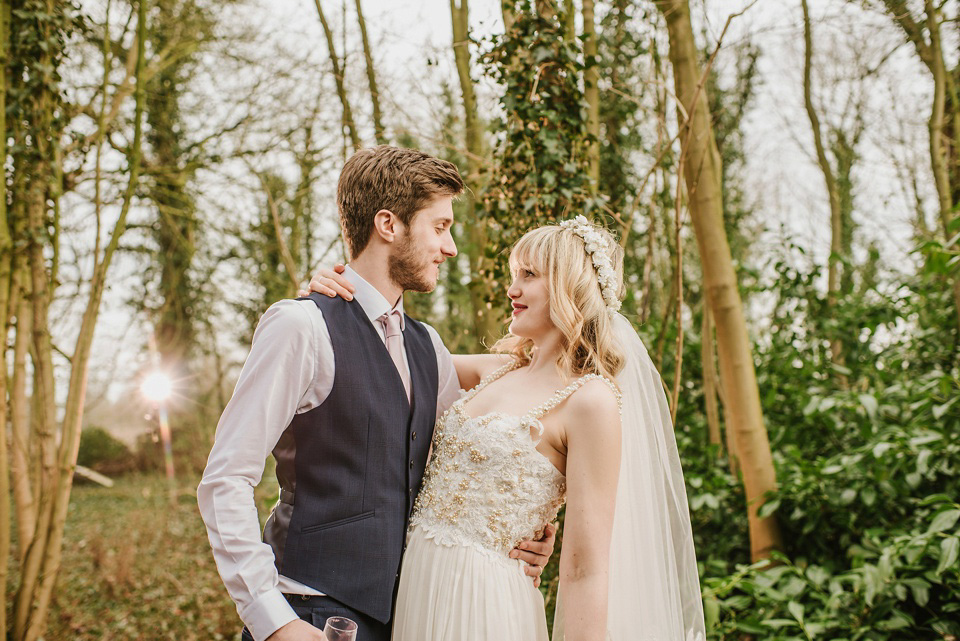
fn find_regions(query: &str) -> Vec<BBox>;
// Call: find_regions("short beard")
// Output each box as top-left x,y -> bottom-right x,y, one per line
388,233 -> 436,293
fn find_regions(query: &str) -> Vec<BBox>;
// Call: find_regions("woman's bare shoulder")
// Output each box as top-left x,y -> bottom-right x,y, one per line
564,377 -> 621,434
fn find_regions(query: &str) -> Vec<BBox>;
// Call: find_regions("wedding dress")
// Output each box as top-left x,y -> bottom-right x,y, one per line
392,314 -> 705,641
392,362 -> 603,640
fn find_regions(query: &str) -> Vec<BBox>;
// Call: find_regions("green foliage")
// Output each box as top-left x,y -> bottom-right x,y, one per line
703,497 -> 960,640
407,85 -> 483,352
6,0 -> 85,160
706,37 -> 761,269
688,241 -> 960,639
596,0 -> 650,215
141,0 -> 210,373
233,168 -> 314,342
77,426 -> 133,475
478,0 -> 601,301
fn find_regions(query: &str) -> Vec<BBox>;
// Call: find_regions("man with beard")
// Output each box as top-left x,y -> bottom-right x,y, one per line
198,146 -> 554,641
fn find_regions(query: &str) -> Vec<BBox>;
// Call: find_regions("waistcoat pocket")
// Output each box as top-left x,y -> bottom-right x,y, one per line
301,510 -> 376,534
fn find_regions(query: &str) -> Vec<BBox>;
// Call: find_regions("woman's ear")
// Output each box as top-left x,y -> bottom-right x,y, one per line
372,209 -> 400,244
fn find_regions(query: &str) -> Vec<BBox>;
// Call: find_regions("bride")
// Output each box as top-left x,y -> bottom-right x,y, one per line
310,216 -> 705,641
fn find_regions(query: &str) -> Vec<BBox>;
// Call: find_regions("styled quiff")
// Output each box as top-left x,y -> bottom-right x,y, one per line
337,145 -> 465,258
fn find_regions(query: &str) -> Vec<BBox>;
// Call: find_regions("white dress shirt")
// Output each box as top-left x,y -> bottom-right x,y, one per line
197,266 -> 461,641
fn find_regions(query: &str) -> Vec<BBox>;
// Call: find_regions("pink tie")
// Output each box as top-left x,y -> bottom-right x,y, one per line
379,310 -> 411,401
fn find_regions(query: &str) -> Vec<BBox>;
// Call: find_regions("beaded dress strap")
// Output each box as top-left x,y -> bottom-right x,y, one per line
527,374 -> 621,422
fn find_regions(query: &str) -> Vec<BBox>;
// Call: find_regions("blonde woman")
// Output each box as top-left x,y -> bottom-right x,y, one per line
308,217 -> 705,641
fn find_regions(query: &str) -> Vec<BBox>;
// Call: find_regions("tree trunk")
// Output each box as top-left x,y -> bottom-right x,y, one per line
881,0 -> 960,332
147,0 -> 200,377
501,0 -> 515,30
801,0 -> 847,378
7,54 -> 36,563
0,1 -> 11,634
12,0 -> 61,630
315,0 -> 361,150
561,0 -> 574,38
656,0 -> 782,562
16,154 -> 60,641
702,305 -> 722,450
27,0 -> 146,632
293,119 -> 319,272
922,0 -> 960,332
535,0 -> 557,20
582,0 -> 600,189
13,2 -> 148,638
10,293 -> 35,558
259,172 -> 302,291
355,0 -> 386,144
450,0 -> 498,346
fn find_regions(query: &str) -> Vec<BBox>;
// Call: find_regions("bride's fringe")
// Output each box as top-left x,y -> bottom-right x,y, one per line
492,224 -> 626,384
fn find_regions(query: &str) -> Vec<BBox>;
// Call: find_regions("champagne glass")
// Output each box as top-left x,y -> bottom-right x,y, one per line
323,616 -> 358,641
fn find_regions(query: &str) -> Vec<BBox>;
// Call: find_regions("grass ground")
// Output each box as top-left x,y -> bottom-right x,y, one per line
34,468 -> 281,641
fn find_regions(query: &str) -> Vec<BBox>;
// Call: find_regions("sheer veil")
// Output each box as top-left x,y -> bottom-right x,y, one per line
553,313 -> 705,640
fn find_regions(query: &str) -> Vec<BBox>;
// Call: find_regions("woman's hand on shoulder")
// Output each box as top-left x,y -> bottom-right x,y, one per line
298,263 -> 354,300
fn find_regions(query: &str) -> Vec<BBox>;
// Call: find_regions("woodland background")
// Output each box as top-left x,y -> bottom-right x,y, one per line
1,0 -> 959,639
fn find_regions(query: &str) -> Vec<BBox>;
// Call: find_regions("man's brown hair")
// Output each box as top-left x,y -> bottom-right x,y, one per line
337,145 -> 465,258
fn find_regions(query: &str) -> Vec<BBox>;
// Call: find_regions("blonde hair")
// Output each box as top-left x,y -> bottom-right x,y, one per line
492,222 -> 626,382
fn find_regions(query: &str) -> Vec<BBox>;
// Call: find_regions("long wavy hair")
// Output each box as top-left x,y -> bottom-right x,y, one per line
492,222 -> 626,382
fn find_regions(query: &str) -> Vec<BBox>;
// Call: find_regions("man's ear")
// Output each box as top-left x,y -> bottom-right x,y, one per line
372,209 -> 401,244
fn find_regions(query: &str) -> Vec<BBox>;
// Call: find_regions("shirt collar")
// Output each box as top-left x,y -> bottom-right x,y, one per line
342,264 -> 406,331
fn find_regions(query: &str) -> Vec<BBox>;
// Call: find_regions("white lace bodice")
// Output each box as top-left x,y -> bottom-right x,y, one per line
411,363 -> 619,565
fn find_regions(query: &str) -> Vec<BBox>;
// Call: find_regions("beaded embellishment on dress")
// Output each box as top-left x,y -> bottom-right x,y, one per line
411,363 -> 619,566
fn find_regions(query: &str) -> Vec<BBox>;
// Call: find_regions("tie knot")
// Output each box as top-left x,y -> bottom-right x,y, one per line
379,310 -> 403,338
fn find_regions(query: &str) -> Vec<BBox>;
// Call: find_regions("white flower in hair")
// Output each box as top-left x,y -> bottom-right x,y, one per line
558,215 -> 622,316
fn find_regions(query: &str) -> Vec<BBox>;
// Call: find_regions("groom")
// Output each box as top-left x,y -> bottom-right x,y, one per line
199,146 -> 554,641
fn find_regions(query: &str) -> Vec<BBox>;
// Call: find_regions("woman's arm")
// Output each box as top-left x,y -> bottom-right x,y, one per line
557,380 -> 622,641
451,353 -> 512,390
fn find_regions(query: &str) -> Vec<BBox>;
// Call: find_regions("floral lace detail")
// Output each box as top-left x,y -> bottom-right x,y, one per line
411,363 -> 620,565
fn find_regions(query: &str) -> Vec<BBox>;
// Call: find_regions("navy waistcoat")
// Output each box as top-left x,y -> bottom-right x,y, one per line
262,293 -> 438,624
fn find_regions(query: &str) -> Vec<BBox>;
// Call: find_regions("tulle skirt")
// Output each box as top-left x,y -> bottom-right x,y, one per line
392,525 -> 550,641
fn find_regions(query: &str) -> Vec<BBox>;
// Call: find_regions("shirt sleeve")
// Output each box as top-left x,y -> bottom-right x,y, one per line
423,323 -> 461,420
197,299 -> 326,641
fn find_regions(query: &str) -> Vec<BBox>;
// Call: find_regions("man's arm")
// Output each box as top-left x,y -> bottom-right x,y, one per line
423,323 -> 462,421
197,300 -> 329,641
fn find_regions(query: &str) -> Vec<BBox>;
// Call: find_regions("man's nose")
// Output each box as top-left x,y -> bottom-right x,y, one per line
442,232 -> 458,258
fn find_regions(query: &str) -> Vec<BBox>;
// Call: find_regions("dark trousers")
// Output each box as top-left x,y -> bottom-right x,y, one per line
241,594 -> 391,641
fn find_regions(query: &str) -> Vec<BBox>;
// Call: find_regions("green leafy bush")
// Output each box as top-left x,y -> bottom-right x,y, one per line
687,245 -> 960,639
77,426 -> 134,475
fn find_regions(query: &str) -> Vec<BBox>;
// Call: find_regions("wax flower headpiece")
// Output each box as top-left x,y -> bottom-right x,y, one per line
558,215 -> 622,317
